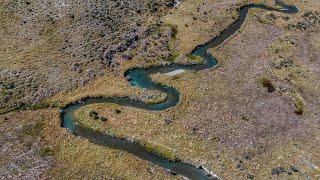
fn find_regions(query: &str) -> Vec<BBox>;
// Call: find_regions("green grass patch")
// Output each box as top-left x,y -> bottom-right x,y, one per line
39,146 -> 54,157
290,93 -> 305,115
258,76 -> 275,93
139,140 -> 179,162
75,107 -> 101,131
21,122 -> 44,137
187,54 -> 204,64
43,27 -> 56,37
30,102 -> 51,110
167,52 -> 179,62
75,106 -> 179,162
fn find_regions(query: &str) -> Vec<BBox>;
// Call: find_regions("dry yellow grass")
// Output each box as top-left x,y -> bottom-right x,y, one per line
59,1 -> 320,178
49,71 -> 167,107
163,0 -> 241,54
0,109 -> 179,179
2,0 -> 320,179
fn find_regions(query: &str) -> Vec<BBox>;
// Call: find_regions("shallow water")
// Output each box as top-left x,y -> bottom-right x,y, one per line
61,3 -> 298,179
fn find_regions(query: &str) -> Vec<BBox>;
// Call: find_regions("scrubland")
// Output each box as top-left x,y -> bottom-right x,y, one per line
1,0 -> 320,179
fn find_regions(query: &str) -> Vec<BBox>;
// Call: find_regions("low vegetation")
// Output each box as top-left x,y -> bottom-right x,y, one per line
1,0 -> 320,179
186,54 -> 204,64
260,77 -> 276,93
0,0 -> 175,112
290,93 -> 305,115
140,140 -> 179,162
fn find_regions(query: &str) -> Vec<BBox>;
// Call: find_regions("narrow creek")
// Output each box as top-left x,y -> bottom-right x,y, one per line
60,2 -> 298,180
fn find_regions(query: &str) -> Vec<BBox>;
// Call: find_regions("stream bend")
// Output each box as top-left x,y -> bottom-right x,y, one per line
60,3 -> 298,180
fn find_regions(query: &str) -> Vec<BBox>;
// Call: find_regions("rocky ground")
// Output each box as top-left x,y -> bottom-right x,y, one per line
1,0 -> 320,179
0,111 -> 53,179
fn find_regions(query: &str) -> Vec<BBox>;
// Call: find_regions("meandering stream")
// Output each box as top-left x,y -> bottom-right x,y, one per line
60,2 -> 298,179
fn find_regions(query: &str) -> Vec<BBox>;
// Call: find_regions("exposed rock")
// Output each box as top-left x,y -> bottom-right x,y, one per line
271,167 -> 286,175
69,62 -> 82,73
290,165 -> 299,173
32,88 -> 56,103
164,118 -> 173,125
122,54 -> 133,61
86,69 -> 96,79
289,11 -> 320,31
242,152 -> 253,160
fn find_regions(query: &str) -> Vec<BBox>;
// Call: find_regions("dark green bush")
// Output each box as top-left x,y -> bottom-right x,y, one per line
114,109 -> 121,114
261,78 -> 275,93
99,116 -> 108,122
89,110 -> 98,119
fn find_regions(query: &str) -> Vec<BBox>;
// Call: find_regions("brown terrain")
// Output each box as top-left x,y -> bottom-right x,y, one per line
1,0 -> 320,179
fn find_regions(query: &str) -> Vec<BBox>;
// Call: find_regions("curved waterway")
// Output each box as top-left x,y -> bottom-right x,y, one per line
61,3 -> 298,180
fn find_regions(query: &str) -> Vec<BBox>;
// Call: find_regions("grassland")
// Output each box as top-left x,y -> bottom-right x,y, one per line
0,109 -> 180,179
1,0 -> 320,179
0,0 -> 175,113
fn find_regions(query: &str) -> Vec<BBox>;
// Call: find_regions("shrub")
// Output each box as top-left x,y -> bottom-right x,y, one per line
170,25 -> 178,39
99,116 -> 108,122
261,77 -> 275,93
142,141 -> 179,162
187,54 -> 204,64
21,122 -> 43,137
167,52 -> 179,62
114,109 -> 121,114
39,147 -> 54,157
293,94 -> 305,115
89,110 -> 98,119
